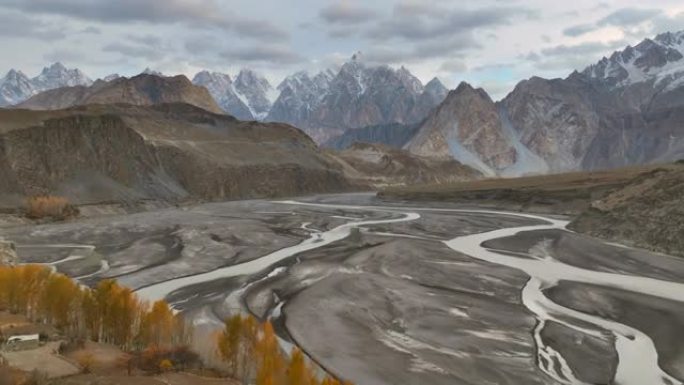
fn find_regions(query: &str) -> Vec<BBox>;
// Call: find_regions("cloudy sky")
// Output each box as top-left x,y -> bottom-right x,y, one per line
1,0 -> 683,99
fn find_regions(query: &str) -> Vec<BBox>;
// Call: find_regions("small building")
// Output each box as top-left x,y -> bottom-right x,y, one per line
4,334 -> 40,351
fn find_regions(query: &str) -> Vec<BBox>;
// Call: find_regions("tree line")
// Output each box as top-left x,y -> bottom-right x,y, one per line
0,264 -> 188,350
0,264 -> 354,384
215,314 -> 352,385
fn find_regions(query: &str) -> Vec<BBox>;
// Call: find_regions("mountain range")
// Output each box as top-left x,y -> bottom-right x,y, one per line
0,62 -> 92,107
17,73 -> 223,114
407,30 -> 684,175
192,53 -> 448,143
267,53 -> 448,142
1,55 -> 447,145
192,69 -> 276,121
3,30 -> 684,177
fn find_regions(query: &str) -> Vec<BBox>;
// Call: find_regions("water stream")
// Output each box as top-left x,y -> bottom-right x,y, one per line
133,200 -> 684,384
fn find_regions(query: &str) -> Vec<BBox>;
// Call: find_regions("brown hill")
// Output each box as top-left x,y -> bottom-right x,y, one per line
17,74 -> 223,114
569,163 -> 684,257
327,142 -> 480,188
0,103 -> 348,206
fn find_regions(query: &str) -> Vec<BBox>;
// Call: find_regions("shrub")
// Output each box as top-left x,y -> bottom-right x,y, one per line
137,345 -> 199,373
25,196 -> 78,220
159,359 -> 173,373
75,352 -> 95,374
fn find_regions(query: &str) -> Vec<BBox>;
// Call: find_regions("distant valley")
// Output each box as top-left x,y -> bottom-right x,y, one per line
1,13 -> 684,385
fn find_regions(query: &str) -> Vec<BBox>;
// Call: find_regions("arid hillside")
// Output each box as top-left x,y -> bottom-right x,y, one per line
327,142 -> 480,188
0,103 -> 350,207
17,74 -> 223,114
380,162 -> 684,257
569,163 -> 684,257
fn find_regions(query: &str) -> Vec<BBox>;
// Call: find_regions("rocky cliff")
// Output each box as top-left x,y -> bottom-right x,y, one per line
324,122 -> 421,150
0,104 -> 350,206
569,163 -> 684,257
405,83 -> 519,176
18,74 -> 223,114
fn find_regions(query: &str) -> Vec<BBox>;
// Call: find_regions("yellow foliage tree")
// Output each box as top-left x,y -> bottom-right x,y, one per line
159,359 -> 174,373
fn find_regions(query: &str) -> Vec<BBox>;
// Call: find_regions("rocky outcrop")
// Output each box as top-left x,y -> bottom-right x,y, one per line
0,103 -> 350,206
324,122 -> 421,150
0,240 -> 18,266
17,74 -> 223,114
327,142 -> 480,188
569,163 -> 684,257
406,82 -> 518,176
500,76 -> 600,171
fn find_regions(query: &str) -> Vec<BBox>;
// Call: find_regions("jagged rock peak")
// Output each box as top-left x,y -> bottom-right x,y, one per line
142,67 -> 164,76
235,69 -> 271,89
425,77 -> 447,92
580,31 -> 684,88
34,62 -> 92,88
103,74 -> 121,82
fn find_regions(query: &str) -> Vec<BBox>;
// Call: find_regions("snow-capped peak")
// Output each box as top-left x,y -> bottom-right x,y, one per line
0,69 -> 35,106
396,66 -> 424,94
32,62 -> 92,90
581,30 -> 684,89
102,74 -> 121,82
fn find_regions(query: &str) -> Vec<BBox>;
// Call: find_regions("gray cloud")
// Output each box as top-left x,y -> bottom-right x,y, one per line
348,4 -> 532,65
103,42 -> 165,61
598,8 -> 662,27
43,49 -> 85,63
221,45 -> 304,64
79,26 -> 101,34
127,34 -> 163,47
652,12 -> 684,35
541,40 -> 627,57
364,33 -> 479,64
320,2 -> 378,25
563,23 -> 596,37
367,6 -> 534,41
0,0 -> 288,40
564,7 -> 662,37
0,11 -> 65,40
183,36 -> 221,56
2,0 -> 222,24
439,60 -> 468,73
530,38 -> 631,72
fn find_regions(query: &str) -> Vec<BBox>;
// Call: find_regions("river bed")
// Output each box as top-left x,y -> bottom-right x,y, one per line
3,193 -> 683,384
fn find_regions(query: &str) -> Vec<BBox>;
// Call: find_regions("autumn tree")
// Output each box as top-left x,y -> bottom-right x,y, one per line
255,321 -> 285,385
216,314 -> 259,383
286,347 -> 318,385
139,300 -> 176,348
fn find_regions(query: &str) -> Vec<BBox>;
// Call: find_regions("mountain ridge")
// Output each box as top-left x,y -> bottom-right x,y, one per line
407,29 -> 684,175
17,74 -> 223,114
